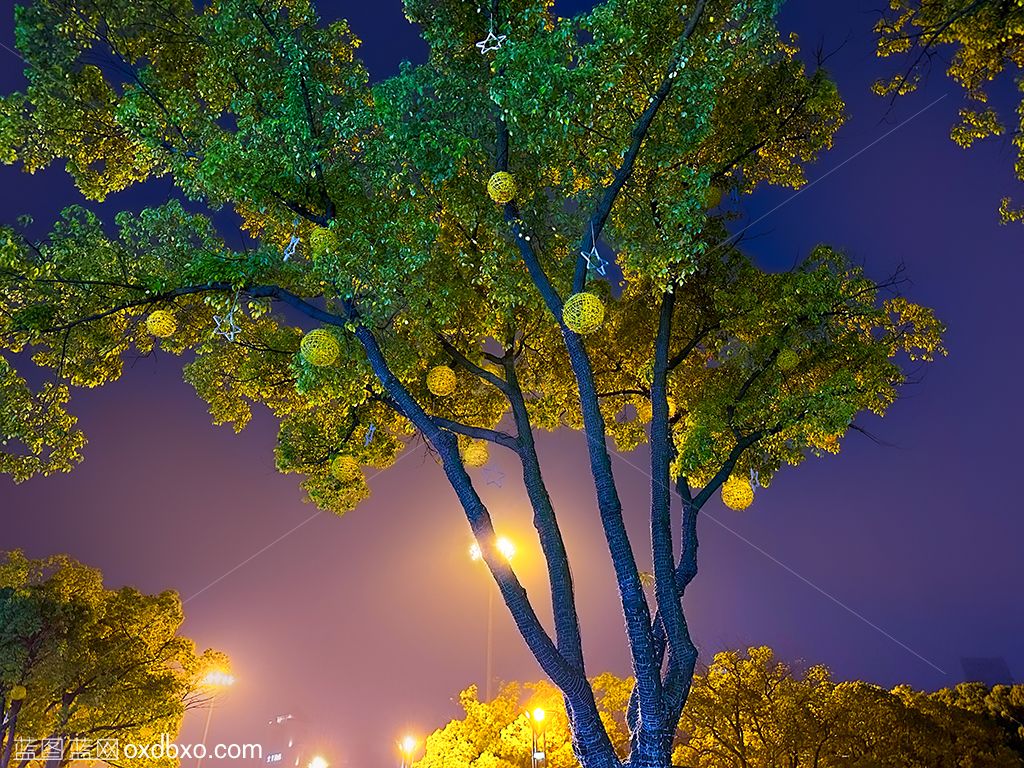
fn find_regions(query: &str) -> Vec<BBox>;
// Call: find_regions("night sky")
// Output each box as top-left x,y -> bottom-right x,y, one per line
2,1 -> 1022,767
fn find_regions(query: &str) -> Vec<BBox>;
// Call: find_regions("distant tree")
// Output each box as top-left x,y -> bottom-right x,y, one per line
0,1 -> 944,766
874,0 -> 1024,222
415,649 -> 1022,768
0,551 -> 228,768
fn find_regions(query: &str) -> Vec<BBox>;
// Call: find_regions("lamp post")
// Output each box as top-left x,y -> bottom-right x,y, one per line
196,671 -> 235,768
398,735 -> 417,768
527,708 -> 546,768
469,536 -> 515,701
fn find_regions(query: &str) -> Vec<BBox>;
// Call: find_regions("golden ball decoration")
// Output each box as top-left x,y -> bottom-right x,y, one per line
9,684 -> 27,701
331,456 -> 362,485
426,365 -> 457,397
562,293 -> 606,334
486,171 -> 518,204
776,348 -> 799,372
721,475 -> 754,511
463,440 -> 489,468
310,226 -> 337,259
300,329 -> 340,367
146,310 -> 177,338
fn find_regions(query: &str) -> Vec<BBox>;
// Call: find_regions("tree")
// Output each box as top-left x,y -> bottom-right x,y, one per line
874,0 -> 1024,222
0,551 -> 228,768
0,1 -> 944,766
414,650 -> 1022,768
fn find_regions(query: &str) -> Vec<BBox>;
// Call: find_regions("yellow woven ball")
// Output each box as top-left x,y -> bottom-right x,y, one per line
309,227 -> 337,259
301,329 -> 340,367
331,455 -> 362,485
486,172 -> 518,204
463,441 -> 489,468
721,475 -> 754,511
9,684 -> 26,701
146,310 -> 177,338
562,293 -> 605,334
426,365 -> 457,397
777,348 -> 799,372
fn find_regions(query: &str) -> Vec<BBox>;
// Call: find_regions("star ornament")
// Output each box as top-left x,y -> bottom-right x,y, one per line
475,29 -> 506,54
283,234 -> 300,262
213,309 -> 241,342
482,466 -> 505,487
581,243 -> 608,276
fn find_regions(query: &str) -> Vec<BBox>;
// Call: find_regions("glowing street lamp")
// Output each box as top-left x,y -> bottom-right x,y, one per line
469,535 -> 515,701
398,735 -> 418,768
468,536 -> 516,562
527,708 -> 547,768
196,671 -> 235,768
308,756 -> 329,768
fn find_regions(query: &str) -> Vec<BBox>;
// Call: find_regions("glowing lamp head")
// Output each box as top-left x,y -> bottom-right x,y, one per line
532,708 -> 545,723
469,536 -> 515,562
201,671 -> 235,688
308,757 -> 328,768
401,736 -> 417,756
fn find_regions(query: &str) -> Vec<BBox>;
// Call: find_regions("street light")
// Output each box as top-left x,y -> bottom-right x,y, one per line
398,735 -> 417,768
527,708 -> 546,768
308,756 -> 329,768
468,535 -> 515,701
196,671 -> 235,768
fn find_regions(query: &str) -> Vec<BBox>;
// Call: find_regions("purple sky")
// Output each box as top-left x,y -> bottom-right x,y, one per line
2,1 -> 1023,767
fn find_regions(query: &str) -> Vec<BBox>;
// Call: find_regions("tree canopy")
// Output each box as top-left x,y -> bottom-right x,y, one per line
0,1 -> 944,766
415,649 -> 1023,768
0,551 -> 228,768
875,0 -> 1024,222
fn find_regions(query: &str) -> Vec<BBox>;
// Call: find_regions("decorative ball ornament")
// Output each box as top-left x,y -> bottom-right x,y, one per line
487,172 -> 518,204
9,684 -> 27,701
300,329 -> 340,367
309,227 -> 336,259
331,456 -> 362,485
721,475 -> 754,511
146,310 -> 177,338
426,365 -> 457,397
776,348 -> 799,372
562,293 -> 605,334
463,441 -> 489,468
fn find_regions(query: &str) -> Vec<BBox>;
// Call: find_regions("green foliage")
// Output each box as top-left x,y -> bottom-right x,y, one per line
0,551 -> 228,768
875,0 -> 1024,222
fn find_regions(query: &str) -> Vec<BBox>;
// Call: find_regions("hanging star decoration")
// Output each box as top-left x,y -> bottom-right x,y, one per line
283,219 -> 300,262
581,225 -> 608,276
482,466 -> 505,487
213,296 -> 241,342
476,25 -> 506,54
749,468 -> 761,491
364,424 -> 376,446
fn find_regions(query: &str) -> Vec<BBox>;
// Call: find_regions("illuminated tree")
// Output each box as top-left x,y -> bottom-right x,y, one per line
0,1 -> 943,766
874,0 -> 1024,222
416,652 -> 1021,768
0,552 -> 227,768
